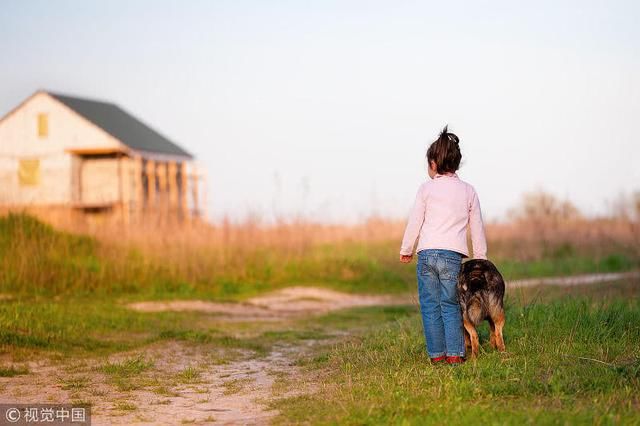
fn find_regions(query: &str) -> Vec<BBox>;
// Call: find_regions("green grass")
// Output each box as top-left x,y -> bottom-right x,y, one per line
0,365 -> 29,377
101,355 -> 154,377
0,296 -> 286,359
272,281 -> 640,425
0,298 -> 181,356
494,252 -> 637,280
113,401 -> 137,411
100,355 -> 155,391
176,366 -> 202,384
59,375 -> 91,391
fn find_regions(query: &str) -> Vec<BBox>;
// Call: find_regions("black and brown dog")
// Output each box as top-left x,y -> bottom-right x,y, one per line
457,259 -> 506,358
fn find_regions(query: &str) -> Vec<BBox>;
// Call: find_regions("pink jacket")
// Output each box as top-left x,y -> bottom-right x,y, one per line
400,173 -> 487,259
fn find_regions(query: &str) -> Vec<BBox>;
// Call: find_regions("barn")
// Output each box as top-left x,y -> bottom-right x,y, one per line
0,90 -> 204,225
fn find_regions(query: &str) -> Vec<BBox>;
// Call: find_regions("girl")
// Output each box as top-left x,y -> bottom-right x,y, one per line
399,126 -> 487,365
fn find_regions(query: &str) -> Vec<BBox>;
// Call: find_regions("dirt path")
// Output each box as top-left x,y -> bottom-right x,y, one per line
1,340 -> 315,425
127,286 -> 412,321
507,270 -> 640,288
125,271 -> 640,320
89,341 -> 309,425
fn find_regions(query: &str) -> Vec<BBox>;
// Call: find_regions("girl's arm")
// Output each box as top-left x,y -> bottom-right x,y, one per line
400,184 -> 427,256
469,188 -> 488,259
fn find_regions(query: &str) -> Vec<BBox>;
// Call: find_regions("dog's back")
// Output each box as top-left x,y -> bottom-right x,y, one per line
457,259 -> 507,356
457,259 -> 505,326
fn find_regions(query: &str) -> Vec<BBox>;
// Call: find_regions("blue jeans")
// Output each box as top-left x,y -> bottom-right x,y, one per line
416,249 -> 465,358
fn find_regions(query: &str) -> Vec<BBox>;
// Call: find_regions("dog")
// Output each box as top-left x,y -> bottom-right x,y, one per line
457,259 -> 506,358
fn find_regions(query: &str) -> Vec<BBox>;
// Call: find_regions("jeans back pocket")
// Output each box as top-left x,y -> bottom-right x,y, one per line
442,257 -> 462,280
419,255 -> 437,276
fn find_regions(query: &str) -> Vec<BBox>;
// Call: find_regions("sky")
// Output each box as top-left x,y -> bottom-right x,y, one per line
1,0 -> 639,223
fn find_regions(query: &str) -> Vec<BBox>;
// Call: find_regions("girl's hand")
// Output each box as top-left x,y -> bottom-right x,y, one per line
399,254 -> 413,263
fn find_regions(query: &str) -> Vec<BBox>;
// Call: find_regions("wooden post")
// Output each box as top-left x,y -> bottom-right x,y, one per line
168,161 -> 177,222
79,158 -> 84,204
191,163 -> 199,221
134,156 -> 143,222
117,154 -> 122,203
199,166 -> 208,222
179,162 -> 188,223
158,162 -> 168,225
146,159 -> 156,215
119,155 -> 130,226
117,154 -> 123,225
71,155 -> 81,204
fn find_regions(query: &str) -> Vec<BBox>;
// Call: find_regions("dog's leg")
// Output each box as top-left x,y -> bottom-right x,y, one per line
463,319 -> 479,358
464,328 -> 471,351
488,318 -> 497,349
492,310 -> 506,352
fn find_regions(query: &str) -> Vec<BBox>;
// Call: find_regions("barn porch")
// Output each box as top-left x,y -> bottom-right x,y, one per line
67,147 -> 203,225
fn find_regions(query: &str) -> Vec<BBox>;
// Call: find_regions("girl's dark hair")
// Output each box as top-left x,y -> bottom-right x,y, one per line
426,125 -> 461,174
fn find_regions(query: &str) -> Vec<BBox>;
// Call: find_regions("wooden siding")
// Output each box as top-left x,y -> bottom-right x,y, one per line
0,92 -> 125,206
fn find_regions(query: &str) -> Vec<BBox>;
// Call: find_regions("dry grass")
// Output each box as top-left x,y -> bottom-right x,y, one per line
1,191 -> 638,299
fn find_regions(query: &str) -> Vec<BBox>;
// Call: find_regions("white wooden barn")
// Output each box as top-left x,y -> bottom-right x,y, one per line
0,90 -> 204,225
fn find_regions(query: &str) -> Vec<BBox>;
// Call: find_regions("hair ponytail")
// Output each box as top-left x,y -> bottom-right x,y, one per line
426,124 -> 462,174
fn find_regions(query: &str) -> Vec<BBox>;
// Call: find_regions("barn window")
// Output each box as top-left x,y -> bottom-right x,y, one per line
37,113 -> 48,138
18,158 -> 41,186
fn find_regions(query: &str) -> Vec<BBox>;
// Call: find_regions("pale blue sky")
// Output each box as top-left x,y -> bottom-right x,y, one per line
2,0 -> 639,223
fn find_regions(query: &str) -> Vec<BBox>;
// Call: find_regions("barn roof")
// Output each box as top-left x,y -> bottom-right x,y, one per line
49,92 -> 193,159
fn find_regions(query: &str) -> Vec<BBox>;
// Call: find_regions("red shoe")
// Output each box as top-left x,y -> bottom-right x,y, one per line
446,356 -> 465,364
430,356 -> 446,364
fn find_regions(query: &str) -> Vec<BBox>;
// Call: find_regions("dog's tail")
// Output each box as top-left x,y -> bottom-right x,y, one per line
466,262 -> 489,290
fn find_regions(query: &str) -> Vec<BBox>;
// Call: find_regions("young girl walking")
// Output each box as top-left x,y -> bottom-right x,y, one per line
400,126 -> 487,364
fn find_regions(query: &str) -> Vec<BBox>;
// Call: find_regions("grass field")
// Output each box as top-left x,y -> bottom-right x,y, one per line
272,281 -> 640,425
0,212 -> 639,423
